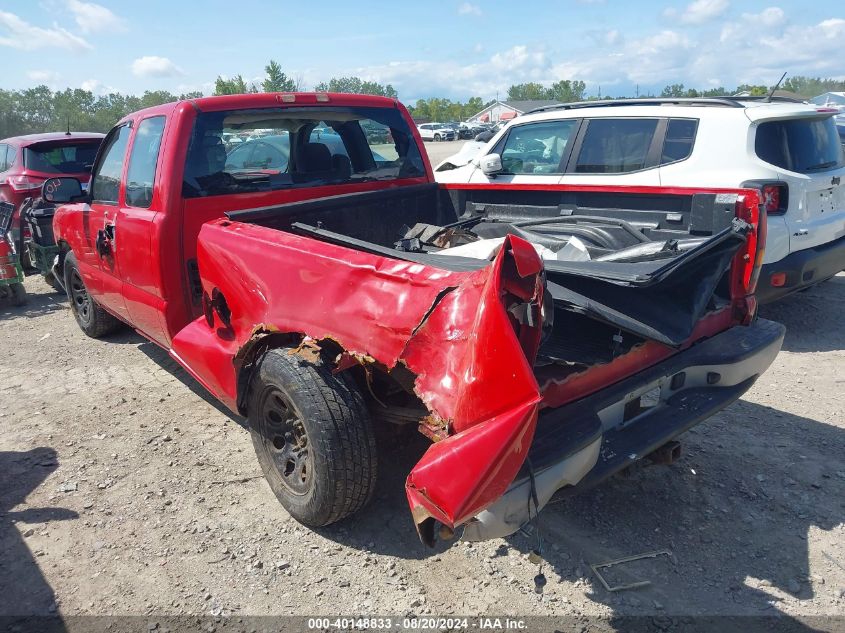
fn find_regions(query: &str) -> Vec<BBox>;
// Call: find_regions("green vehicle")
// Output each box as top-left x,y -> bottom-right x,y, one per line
0,202 -> 26,306
21,196 -> 62,291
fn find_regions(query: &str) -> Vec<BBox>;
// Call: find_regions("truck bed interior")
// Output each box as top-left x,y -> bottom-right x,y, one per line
226,184 -> 751,375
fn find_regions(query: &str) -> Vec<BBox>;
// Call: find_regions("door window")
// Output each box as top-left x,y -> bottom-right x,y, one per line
497,120 -> 577,174
125,116 -> 166,208
574,118 -> 659,173
91,125 -> 131,203
0,145 -> 7,172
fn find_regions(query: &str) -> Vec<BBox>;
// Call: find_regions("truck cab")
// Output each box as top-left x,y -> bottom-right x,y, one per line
47,93 -> 784,546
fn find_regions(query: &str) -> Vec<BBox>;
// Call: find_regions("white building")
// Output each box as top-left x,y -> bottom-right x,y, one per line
466,100 -> 559,124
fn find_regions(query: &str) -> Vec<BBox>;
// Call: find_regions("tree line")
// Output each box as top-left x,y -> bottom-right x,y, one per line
1,62 -> 843,139
659,76 -> 845,98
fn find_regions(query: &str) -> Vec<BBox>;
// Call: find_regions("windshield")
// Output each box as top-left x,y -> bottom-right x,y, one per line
183,106 -> 426,198
24,141 -> 100,174
755,116 -> 845,173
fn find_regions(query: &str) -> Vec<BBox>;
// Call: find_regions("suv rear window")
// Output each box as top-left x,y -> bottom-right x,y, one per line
574,118 -> 658,173
184,106 -> 424,197
755,117 -> 845,173
23,142 -> 100,174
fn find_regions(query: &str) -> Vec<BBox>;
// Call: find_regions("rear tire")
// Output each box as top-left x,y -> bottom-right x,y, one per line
248,347 -> 377,527
44,271 -> 65,294
10,283 -> 27,306
63,251 -> 121,338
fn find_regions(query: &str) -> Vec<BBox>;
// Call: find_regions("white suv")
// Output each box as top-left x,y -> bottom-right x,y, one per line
417,123 -> 456,142
436,97 -> 845,302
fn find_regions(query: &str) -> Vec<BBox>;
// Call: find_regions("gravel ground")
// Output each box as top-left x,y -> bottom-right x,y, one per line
1,247 -> 844,625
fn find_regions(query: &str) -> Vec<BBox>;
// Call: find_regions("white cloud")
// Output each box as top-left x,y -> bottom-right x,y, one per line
490,45 -> 547,70
666,0 -> 729,25
300,11 -> 842,102
721,7 -> 785,42
131,55 -> 184,78
27,69 -> 60,82
66,0 -> 126,34
0,10 -> 91,51
587,28 -> 624,47
458,2 -> 482,16
746,7 -> 785,27
80,78 -> 118,95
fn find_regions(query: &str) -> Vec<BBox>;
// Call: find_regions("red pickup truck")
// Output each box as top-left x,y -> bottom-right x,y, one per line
44,93 -> 784,546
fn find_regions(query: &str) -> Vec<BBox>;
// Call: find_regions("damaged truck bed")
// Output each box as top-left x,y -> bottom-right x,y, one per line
49,93 -> 783,547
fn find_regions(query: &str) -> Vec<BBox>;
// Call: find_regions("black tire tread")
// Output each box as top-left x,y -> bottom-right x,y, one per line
250,348 -> 377,526
64,251 -> 122,338
11,283 -> 27,306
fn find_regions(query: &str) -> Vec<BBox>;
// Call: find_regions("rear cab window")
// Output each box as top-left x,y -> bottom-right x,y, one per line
755,116 -> 845,173
23,141 -> 100,174
183,106 -> 425,197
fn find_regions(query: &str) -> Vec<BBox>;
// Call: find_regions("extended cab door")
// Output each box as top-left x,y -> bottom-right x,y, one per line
470,119 -> 579,186
85,123 -> 132,321
117,115 -> 169,345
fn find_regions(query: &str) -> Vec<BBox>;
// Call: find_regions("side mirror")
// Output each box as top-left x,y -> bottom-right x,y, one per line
479,153 -> 503,176
42,177 -> 86,204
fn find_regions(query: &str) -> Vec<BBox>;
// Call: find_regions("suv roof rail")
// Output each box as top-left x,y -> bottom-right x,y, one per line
525,95 -> 806,115
727,95 -> 806,103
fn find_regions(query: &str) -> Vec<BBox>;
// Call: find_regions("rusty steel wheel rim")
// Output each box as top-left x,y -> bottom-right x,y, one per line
69,268 -> 92,325
258,387 -> 312,496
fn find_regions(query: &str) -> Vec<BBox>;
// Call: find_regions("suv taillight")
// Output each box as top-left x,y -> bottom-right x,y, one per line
9,175 -> 43,192
742,180 -> 788,216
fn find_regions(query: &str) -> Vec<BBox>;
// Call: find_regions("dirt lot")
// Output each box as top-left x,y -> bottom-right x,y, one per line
1,224 -> 844,625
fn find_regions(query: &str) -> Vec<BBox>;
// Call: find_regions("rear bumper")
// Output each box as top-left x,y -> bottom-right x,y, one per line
462,318 -> 785,542
756,234 -> 845,303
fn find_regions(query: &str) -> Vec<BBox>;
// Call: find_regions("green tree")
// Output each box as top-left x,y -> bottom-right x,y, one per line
214,75 -> 256,95
314,76 -> 398,98
781,76 -> 845,97
734,84 -> 768,96
548,80 -> 586,102
262,60 -> 296,92
507,82 -> 549,101
140,90 -> 179,108
660,84 -> 686,97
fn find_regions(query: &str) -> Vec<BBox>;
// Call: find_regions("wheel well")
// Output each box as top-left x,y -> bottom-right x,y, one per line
55,240 -> 70,277
235,333 -> 429,431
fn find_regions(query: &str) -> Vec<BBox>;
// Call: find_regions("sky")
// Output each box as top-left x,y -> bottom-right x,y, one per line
0,0 -> 843,103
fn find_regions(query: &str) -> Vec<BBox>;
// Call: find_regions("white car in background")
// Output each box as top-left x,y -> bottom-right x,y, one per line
417,123 -> 456,142
436,97 -> 845,302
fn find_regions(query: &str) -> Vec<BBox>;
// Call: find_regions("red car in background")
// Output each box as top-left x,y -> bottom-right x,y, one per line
0,132 -> 104,265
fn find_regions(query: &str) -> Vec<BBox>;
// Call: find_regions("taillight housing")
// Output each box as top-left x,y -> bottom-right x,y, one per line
730,190 -> 766,323
742,179 -> 788,215
8,175 -> 44,192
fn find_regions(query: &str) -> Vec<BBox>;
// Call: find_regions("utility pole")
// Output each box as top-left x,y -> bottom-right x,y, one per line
636,84 -> 639,97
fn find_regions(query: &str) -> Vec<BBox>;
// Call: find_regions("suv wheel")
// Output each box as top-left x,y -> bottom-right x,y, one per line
433,134 -> 441,142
